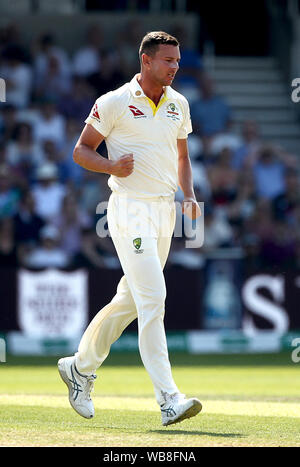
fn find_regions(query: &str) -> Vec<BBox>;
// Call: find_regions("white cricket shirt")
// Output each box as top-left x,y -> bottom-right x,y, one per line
85,74 -> 192,198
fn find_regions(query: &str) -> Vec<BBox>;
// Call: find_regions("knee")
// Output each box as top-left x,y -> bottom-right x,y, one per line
112,292 -> 135,308
153,286 -> 166,305
136,286 -> 166,321
144,282 -> 166,307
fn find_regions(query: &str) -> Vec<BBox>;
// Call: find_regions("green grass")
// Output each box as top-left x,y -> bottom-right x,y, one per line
0,352 -> 300,447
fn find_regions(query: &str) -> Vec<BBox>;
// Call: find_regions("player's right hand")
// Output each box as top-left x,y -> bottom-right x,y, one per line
110,154 -> 134,177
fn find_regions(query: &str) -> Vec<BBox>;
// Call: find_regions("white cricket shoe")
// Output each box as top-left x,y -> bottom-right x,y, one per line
58,356 -> 96,419
161,393 -> 202,426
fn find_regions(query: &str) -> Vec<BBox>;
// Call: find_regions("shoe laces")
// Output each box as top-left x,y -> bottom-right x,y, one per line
84,374 -> 97,400
169,393 -> 185,404
162,392 -> 186,406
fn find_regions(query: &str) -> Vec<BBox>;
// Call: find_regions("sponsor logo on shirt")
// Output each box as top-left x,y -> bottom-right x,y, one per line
166,102 -> 181,121
91,103 -> 100,121
128,105 -> 147,118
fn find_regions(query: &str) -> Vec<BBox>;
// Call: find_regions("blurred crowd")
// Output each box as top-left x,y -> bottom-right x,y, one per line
0,21 -> 300,271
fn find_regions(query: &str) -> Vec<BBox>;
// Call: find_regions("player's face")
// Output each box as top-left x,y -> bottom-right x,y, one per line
147,44 -> 180,86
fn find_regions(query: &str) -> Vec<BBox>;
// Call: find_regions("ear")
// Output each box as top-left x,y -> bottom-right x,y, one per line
141,53 -> 152,69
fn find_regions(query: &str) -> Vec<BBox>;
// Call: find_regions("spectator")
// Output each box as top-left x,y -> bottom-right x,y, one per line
0,104 -> 18,142
253,144 -> 287,200
226,172 -> 257,231
58,76 -> 95,123
0,22 -> 22,54
34,53 -> 71,101
79,170 -> 110,216
52,193 -> 92,256
31,163 -> 67,221
24,224 -> 70,269
13,189 -> 45,246
72,24 -> 104,77
0,44 -> 32,108
71,228 -> 104,268
206,147 -> 239,208
6,122 -> 45,180
71,227 -> 119,269
233,120 -> 262,169
87,49 -> 125,96
40,139 -> 66,182
32,33 -> 71,88
33,99 -> 66,148
272,168 -> 300,225
209,131 -> 242,159
0,143 -> 26,189
202,203 -> 234,252
242,199 -> 274,244
0,164 -> 20,219
0,218 -> 18,267
190,74 -> 232,138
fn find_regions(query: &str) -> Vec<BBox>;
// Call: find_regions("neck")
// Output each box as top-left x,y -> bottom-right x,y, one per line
137,72 -> 165,106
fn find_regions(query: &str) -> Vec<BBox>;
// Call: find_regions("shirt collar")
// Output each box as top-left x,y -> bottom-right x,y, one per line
129,74 -> 172,100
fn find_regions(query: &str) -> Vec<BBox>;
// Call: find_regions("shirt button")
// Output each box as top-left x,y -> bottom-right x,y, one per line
135,91 -> 141,96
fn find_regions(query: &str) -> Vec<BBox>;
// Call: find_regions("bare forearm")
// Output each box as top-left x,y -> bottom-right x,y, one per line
178,156 -> 195,199
73,143 -> 114,175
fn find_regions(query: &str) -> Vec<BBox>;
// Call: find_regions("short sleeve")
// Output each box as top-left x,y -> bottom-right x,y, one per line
85,92 -> 116,137
177,98 -> 193,139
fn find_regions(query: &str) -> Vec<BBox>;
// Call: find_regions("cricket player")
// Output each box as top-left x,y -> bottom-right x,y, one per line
58,31 -> 202,426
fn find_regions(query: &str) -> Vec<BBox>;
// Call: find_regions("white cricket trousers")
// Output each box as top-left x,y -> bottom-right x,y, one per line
75,192 -> 180,405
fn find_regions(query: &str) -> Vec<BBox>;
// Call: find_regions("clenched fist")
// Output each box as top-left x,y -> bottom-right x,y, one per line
182,198 -> 201,220
110,154 -> 134,177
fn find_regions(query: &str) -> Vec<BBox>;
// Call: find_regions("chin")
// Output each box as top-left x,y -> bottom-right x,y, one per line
164,78 -> 173,86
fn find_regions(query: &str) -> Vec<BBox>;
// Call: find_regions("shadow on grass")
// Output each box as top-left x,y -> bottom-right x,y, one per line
150,429 -> 245,438
2,405 -> 300,446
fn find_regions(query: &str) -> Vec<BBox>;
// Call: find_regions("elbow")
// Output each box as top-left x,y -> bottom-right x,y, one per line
73,145 -> 81,165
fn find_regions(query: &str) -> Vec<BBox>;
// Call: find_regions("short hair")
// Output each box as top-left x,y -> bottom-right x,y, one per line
139,31 -> 179,60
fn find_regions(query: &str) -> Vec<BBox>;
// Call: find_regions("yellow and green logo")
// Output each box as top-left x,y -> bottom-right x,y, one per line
133,238 -> 142,250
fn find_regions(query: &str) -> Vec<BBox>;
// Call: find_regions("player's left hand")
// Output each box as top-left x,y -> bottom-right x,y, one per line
182,197 -> 201,220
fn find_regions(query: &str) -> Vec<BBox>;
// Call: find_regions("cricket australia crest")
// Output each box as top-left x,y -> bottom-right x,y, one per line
133,237 -> 144,254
